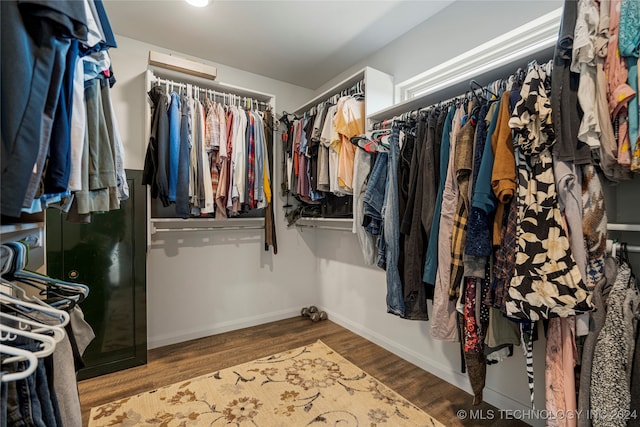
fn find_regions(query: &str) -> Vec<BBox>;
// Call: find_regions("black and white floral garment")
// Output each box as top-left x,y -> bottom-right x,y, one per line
505,62 -> 594,321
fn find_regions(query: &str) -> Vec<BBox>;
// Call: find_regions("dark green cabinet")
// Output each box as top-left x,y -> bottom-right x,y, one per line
46,170 -> 147,379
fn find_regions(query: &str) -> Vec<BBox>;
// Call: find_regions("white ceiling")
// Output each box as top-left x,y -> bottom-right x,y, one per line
103,0 -> 454,89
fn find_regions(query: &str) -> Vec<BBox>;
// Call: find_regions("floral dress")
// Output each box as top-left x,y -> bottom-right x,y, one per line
505,62 -> 594,321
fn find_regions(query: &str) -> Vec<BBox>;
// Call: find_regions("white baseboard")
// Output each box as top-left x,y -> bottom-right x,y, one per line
323,308 -> 539,425
147,308 -> 301,349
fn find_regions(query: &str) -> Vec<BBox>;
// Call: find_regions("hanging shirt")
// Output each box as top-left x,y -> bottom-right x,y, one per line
490,91 -> 516,247
253,111 -> 267,208
431,106 -> 464,341
334,96 -> 365,194
231,107 -> 247,214
318,105 -> 336,192
168,92 -> 181,203
607,0 -> 635,166
198,100 -> 214,214
571,0 -> 601,148
176,94 -> 191,218
68,58 -> 87,192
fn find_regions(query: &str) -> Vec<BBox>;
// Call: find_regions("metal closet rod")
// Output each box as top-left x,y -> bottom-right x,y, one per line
296,225 -> 352,232
153,76 -> 271,108
607,223 -> 640,232
606,239 -> 640,254
152,226 -> 264,232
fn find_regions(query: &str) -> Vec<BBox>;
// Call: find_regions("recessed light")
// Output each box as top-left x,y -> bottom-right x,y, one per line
185,0 -> 209,7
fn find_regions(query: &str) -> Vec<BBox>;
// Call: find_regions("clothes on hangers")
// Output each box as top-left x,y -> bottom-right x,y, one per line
144,79 -> 272,219
0,242 -> 95,427
591,260 -> 640,426
506,62 -> 592,321
281,92 -> 365,217
1,0 -> 124,221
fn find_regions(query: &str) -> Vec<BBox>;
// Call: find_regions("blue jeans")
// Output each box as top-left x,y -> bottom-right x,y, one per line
6,340 -> 61,427
1,372 -> 7,427
383,125 -> 405,317
362,152 -> 388,237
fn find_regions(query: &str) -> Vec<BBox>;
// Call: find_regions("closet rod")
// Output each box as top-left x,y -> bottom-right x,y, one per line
296,225 -> 352,232
606,240 -> 640,254
371,85 -> 495,129
152,226 -> 264,233
295,78 -> 365,116
371,60 -> 552,127
153,76 -> 271,108
608,223 -> 640,232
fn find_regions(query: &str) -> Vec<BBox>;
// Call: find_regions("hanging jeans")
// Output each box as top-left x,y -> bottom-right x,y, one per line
383,125 -> 405,317
5,340 -> 62,427
1,372 -> 7,427
363,152 -> 388,244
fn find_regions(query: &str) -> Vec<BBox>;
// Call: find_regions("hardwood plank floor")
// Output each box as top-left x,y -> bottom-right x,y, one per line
79,317 -> 527,426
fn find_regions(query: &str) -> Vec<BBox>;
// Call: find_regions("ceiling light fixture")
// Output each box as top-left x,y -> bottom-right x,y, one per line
185,0 -> 209,7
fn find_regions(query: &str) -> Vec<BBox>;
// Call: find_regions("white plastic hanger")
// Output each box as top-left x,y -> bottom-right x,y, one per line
0,311 -> 66,343
0,344 -> 38,382
0,324 -> 56,361
0,292 -> 70,327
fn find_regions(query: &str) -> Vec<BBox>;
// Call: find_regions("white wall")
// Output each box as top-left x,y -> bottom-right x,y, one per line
108,35 -> 319,349
314,0 -> 563,99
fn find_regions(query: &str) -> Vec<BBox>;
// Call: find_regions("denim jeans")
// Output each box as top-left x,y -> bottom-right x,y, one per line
6,340 -> 61,427
383,125 -> 405,317
362,152 -> 388,237
1,372 -> 7,427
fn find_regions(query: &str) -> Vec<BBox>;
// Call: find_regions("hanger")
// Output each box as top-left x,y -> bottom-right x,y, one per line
0,344 -> 38,381
1,273 -> 76,309
0,324 -> 56,363
0,311 -> 66,343
0,292 -> 70,327
4,242 -> 89,300
1,244 -> 14,276
12,276 -> 82,308
0,324 -> 56,361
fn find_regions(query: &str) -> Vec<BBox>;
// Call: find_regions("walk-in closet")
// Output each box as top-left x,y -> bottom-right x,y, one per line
2,1 -> 639,426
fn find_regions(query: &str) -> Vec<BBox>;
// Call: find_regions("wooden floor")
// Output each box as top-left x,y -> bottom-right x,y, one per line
79,317 -> 526,426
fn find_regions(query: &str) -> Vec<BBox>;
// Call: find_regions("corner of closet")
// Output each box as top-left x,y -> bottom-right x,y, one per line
286,66 -> 394,233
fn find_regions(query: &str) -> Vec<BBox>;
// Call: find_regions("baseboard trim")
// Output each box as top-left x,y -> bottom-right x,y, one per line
147,308 -> 301,349
323,309 -> 536,417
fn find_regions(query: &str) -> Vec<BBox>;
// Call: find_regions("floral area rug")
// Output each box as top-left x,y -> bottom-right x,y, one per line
89,340 -> 444,426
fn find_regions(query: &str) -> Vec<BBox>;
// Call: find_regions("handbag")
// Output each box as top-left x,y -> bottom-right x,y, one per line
320,194 -> 353,218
